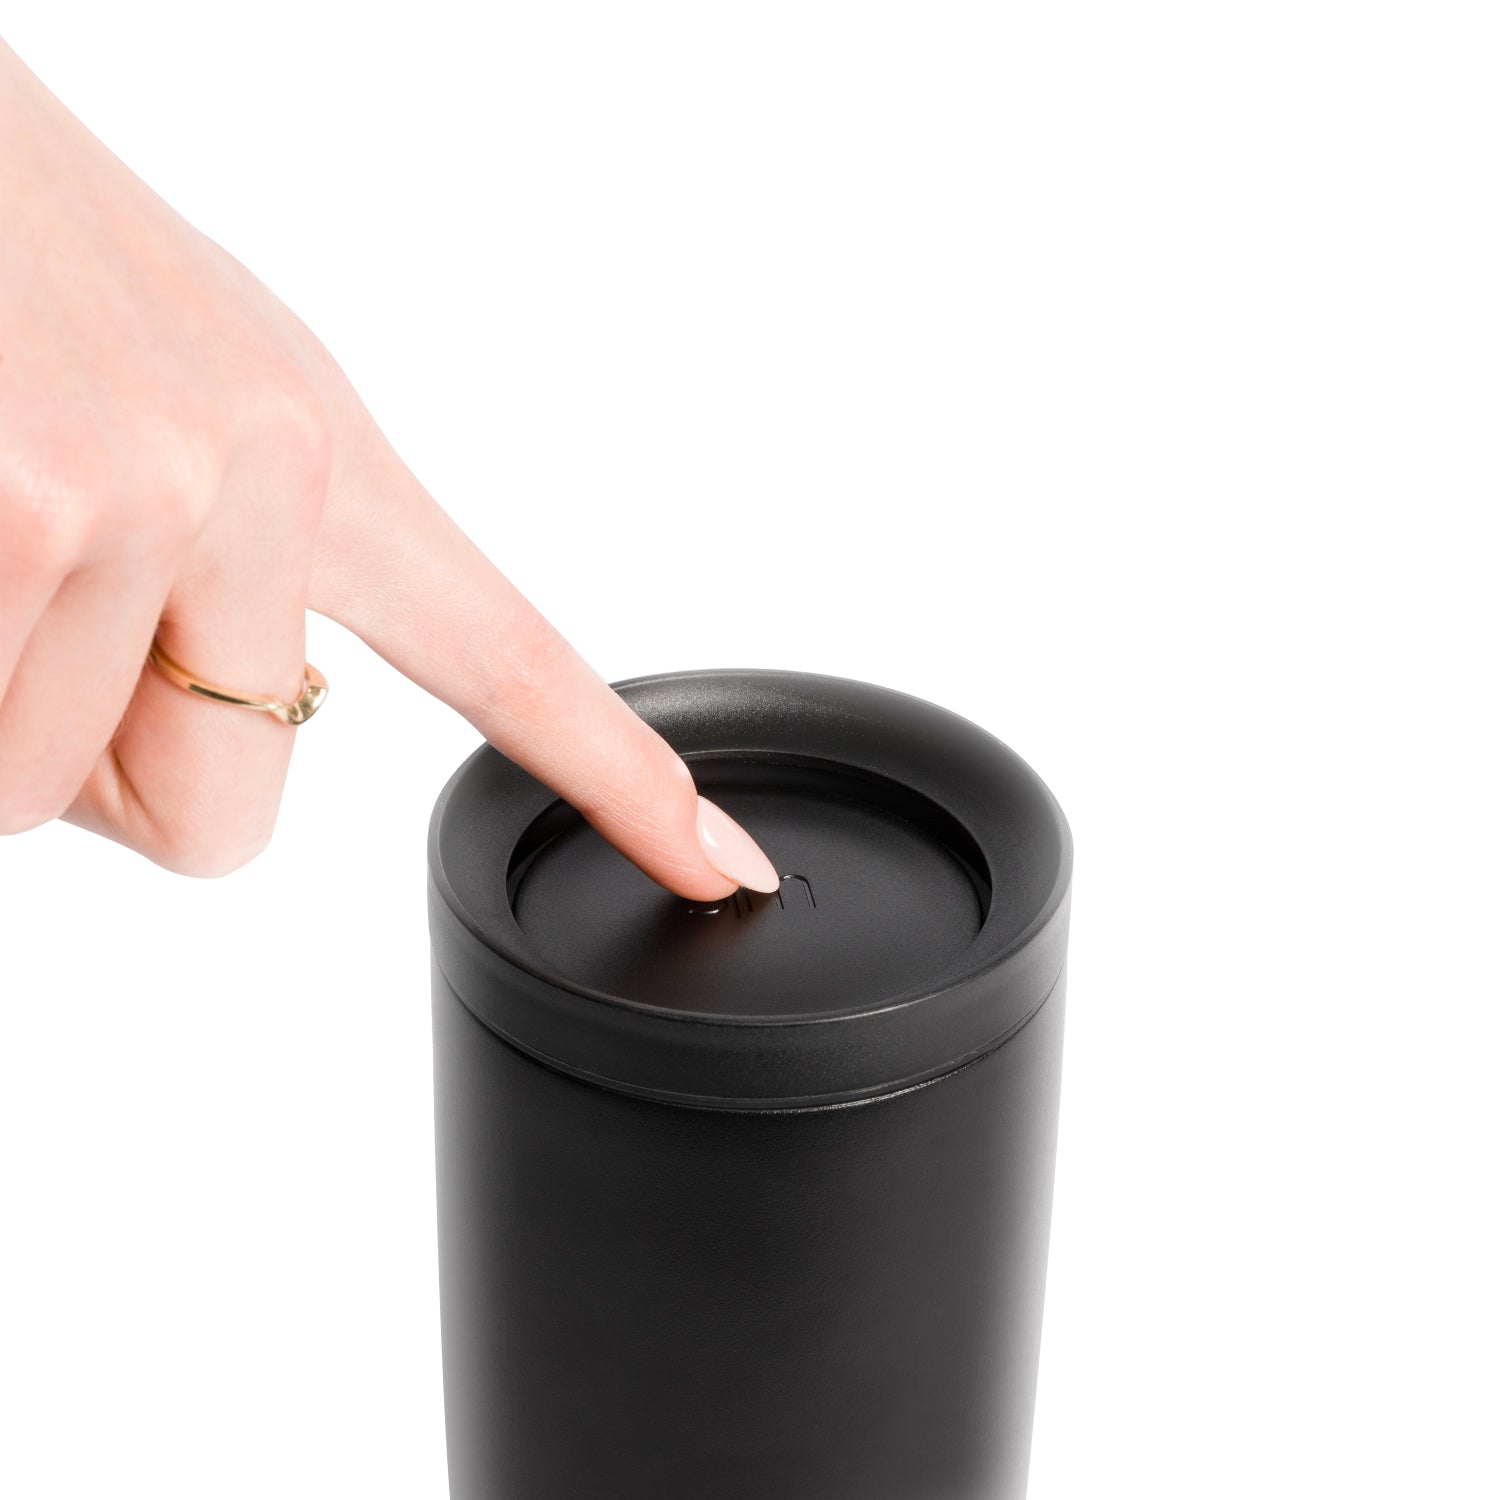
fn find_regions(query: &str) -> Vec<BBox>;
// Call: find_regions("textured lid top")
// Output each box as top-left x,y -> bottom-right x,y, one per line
428,669 -> 1072,1109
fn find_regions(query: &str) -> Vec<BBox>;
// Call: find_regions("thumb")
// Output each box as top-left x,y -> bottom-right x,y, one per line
308,417 -> 778,903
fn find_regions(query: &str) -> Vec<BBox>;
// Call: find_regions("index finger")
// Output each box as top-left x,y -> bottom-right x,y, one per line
308,429 -> 779,903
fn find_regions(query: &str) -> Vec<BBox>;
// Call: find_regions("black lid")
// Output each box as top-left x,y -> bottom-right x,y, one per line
428,669 -> 1072,1110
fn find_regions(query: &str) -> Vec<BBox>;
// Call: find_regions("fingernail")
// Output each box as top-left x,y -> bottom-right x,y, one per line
695,796 -> 780,894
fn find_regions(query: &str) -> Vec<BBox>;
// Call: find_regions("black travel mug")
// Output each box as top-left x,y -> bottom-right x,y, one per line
428,669 -> 1072,1500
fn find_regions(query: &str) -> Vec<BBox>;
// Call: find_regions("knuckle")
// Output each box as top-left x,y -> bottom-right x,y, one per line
2,417 -> 216,570
0,466 -> 96,577
147,428 -> 222,544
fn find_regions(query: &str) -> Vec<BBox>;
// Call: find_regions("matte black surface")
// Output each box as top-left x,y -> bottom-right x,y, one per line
434,968 -> 1066,1500
428,670 -> 1073,1500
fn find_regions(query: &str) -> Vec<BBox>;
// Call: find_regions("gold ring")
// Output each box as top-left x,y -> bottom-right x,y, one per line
147,639 -> 328,726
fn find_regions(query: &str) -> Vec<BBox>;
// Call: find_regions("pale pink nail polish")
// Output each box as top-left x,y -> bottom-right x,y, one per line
695,796 -> 780,893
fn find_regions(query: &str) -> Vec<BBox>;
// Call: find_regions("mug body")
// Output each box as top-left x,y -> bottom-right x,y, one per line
428,670 -> 1072,1500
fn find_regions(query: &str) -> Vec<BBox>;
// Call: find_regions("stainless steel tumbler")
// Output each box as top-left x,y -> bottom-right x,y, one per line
428,669 -> 1072,1499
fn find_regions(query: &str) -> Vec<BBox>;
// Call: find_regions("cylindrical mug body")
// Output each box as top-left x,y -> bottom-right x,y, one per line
428,670 -> 1073,1500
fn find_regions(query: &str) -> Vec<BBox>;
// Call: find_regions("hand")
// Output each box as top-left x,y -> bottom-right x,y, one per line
0,40 -> 776,901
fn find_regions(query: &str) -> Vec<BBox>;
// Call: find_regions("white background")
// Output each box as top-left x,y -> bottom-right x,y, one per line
2,4 -> 1496,1495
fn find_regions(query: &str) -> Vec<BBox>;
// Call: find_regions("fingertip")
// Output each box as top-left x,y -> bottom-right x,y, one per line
695,795 -> 781,895
661,864 -> 741,903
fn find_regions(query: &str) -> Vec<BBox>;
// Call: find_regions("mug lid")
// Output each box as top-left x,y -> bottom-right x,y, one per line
429,669 -> 1071,1109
